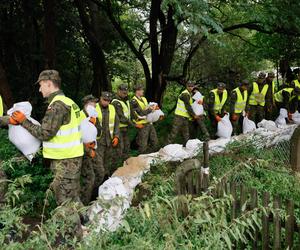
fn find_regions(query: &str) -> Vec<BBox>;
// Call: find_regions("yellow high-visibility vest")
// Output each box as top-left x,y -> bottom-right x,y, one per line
43,95 -> 84,160
112,99 -> 130,128
293,80 -> 300,100
132,96 -> 148,125
79,110 -> 87,123
174,89 -> 193,120
232,87 -> 248,114
95,103 -> 116,138
211,89 -> 228,113
274,88 -> 294,103
249,82 -> 269,106
0,95 -> 3,117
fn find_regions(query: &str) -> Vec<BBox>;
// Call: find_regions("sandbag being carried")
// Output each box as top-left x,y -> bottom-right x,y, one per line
7,102 -> 41,161
146,102 -> 164,123
192,91 -> 203,102
275,108 -> 287,126
216,114 -> 233,138
191,102 -> 204,115
292,111 -> 300,124
243,116 -> 256,134
80,105 -> 98,145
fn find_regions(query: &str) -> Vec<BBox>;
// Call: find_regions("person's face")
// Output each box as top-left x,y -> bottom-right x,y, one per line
118,90 -> 128,99
136,89 -> 144,97
241,85 -> 248,91
100,98 -> 110,107
257,78 -> 264,84
187,85 -> 194,92
267,76 -> 274,82
84,101 -> 96,110
39,80 -> 52,98
217,88 -> 224,94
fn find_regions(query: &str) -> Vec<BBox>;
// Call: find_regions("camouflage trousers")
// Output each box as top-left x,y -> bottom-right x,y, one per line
136,123 -> 158,154
97,144 -> 119,176
117,127 -> 130,161
194,117 -> 210,141
248,105 -> 265,124
50,157 -> 82,206
230,113 -> 242,136
80,151 -> 105,205
167,115 -> 191,146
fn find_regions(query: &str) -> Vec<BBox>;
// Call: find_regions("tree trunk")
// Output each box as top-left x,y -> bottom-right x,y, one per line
0,63 -> 13,108
43,0 -> 56,69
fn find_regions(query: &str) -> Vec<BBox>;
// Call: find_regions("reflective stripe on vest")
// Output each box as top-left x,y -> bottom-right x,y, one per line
42,95 -> 84,159
95,104 -> 116,138
249,82 -> 269,106
211,89 -> 228,113
0,95 -> 3,117
174,89 -> 193,120
274,88 -> 294,103
233,87 -> 248,114
132,96 -> 148,124
112,99 -> 130,128
294,80 -> 300,100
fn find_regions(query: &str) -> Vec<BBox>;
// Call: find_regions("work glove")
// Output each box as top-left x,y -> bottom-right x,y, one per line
135,124 -> 144,129
159,115 -> 164,121
197,99 -> 203,105
231,114 -> 238,122
9,117 -> 19,125
89,117 -> 96,125
112,137 -> 119,147
89,149 -> 96,158
215,115 -> 222,122
11,111 -> 26,124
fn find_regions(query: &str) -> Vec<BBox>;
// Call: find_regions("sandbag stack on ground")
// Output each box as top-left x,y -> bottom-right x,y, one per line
7,102 -> 41,161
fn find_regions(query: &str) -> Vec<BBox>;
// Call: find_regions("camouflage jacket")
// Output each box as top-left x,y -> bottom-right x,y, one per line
130,96 -> 152,120
112,96 -> 134,127
179,92 -> 196,117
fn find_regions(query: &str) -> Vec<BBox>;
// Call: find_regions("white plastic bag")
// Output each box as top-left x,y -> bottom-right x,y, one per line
80,105 -> 98,144
275,108 -> 288,126
243,116 -> 256,134
257,119 -> 277,131
191,101 -> 204,115
192,91 -> 203,101
216,114 -> 233,138
7,102 -> 41,161
159,144 -> 189,162
146,109 -> 164,123
292,111 -> 300,124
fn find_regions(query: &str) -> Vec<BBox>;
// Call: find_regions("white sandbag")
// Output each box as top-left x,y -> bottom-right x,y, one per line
86,105 -> 98,117
159,144 -> 189,162
257,119 -> 278,131
185,139 -> 202,157
80,118 -> 98,144
292,111 -> 300,124
192,91 -> 203,101
275,115 -> 286,126
191,102 -> 204,115
216,114 -> 233,138
279,108 -> 288,118
146,109 -> 164,123
98,177 -> 130,200
243,116 -> 256,134
7,102 -> 41,161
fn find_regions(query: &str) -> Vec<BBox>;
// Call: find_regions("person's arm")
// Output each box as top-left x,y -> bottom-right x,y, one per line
230,91 -> 237,114
282,90 -> 290,110
130,99 -> 152,118
21,101 -> 69,141
208,92 -> 216,116
112,101 -> 133,126
180,93 -> 196,117
245,85 -> 253,112
113,113 -> 120,138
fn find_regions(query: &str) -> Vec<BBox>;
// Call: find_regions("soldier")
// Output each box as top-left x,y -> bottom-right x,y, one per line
274,87 -> 300,117
10,70 -> 84,236
207,82 -> 228,137
248,72 -> 271,124
95,92 -> 120,175
230,80 -> 249,135
291,72 -> 300,112
265,72 -> 277,120
130,84 -> 158,154
111,84 -> 133,160
79,95 -> 105,205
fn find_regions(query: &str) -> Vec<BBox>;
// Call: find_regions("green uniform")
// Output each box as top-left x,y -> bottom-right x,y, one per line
21,90 -> 83,205
95,103 -> 120,175
79,110 -> 104,205
130,96 -> 158,154
112,96 -> 132,160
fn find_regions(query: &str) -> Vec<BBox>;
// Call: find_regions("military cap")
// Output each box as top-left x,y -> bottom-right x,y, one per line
118,84 -> 128,91
217,82 -> 226,89
101,91 -> 113,101
82,94 -> 98,105
133,84 -> 144,91
240,79 -> 249,86
258,72 -> 266,79
35,70 -> 61,84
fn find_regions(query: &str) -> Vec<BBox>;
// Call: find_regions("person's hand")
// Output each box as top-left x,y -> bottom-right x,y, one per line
112,137 -> 119,147
135,124 -> 144,129
288,112 -> 293,120
11,111 -> 26,124
197,99 -> 203,105
159,115 -> 164,120
215,115 -> 222,122
9,116 -> 19,125
90,149 -> 96,158
84,142 -> 96,149
193,115 -> 200,120
231,114 -> 238,121
89,117 -> 96,125
154,105 -> 160,110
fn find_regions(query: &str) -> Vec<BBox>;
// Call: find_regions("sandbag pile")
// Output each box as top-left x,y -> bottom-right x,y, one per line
7,102 -> 41,161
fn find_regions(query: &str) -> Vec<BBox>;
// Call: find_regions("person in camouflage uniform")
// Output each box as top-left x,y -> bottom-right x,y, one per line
95,92 -> 120,176
130,85 -> 158,154
79,95 -> 105,205
112,84 -> 133,161
11,70 -> 83,205
230,80 -> 249,135
207,82 -> 229,138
